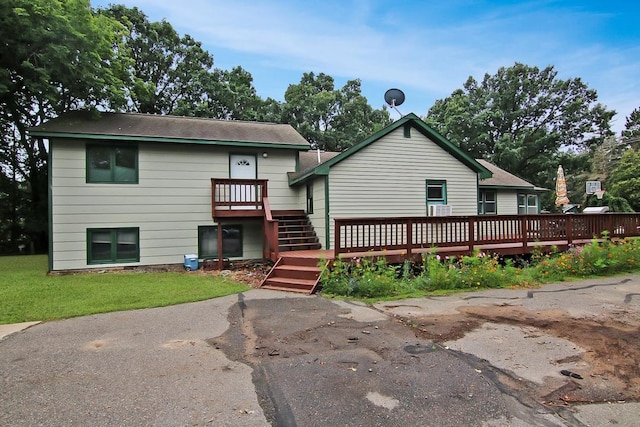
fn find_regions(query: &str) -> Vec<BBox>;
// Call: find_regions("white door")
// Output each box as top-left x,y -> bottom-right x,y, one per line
230,154 -> 257,208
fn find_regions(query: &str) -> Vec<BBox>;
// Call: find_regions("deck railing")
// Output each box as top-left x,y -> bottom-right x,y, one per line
211,178 -> 268,214
334,213 -> 640,256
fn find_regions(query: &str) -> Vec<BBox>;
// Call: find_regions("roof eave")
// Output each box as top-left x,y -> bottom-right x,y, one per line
28,131 -> 310,150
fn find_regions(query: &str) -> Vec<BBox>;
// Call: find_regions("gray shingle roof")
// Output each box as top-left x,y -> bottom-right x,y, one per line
29,111 -> 310,148
477,159 -> 536,188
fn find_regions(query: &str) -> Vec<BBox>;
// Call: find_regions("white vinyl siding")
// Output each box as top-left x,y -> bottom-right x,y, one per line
326,127 -> 479,248
50,140 -> 295,270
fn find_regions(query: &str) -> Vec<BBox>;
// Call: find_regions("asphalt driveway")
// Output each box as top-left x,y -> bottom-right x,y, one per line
1,276 -> 639,426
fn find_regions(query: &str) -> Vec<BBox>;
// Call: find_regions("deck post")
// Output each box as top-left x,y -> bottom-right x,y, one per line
468,217 -> 475,253
217,222 -> 224,270
334,219 -> 341,256
566,215 -> 573,246
521,216 -> 528,250
406,219 -> 413,257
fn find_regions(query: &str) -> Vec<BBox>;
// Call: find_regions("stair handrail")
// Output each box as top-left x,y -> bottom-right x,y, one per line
262,197 -> 279,261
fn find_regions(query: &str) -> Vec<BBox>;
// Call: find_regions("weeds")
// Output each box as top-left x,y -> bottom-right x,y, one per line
320,235 -> 640,298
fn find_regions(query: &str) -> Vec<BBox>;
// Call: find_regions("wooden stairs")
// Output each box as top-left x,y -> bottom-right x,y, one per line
273,211 -> 321,251
260,210 -> 325,294
260,255 -> 326,294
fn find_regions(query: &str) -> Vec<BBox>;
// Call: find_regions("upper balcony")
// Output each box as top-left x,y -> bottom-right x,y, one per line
211,178 -> 268,218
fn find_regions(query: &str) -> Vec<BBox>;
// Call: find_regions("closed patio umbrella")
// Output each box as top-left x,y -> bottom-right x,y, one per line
555,165 -> 570,206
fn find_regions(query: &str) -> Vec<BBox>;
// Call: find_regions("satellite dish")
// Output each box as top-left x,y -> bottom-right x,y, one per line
384,88 -> 405,108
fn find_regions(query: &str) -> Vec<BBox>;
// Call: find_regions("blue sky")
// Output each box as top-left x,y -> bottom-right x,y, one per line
92,0 -> 639,133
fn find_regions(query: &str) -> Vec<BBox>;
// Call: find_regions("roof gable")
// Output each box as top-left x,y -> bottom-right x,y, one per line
289,113 -> 492,184
29,111 -> 311,150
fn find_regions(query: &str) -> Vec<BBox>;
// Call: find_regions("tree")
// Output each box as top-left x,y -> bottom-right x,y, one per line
607,149 -> 640,212
0,0 -> 126,253
175,66 -> 269,121
425,63 -> 615,206
622,107 -> 640,149
283,72 -> 391,151
99,5 -> 215,115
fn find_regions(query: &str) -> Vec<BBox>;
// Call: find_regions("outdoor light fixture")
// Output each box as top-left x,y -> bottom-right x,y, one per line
262,152 -> 268,158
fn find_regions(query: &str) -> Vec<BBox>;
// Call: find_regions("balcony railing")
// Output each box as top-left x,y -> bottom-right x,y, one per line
211,178 -> 268,217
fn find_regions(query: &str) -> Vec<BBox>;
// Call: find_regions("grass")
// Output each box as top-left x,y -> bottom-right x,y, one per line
0,255 -> 250,324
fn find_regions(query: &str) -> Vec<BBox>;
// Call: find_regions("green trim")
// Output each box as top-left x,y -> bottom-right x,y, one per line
289,113 -> 492,185
517,193 -> 539,214
47,138 -> 53,272
403,124 -> 411,138
86,143 -> 139,184
478,189 -> 497,215
479,184 -> 535,191
198,224 -> 243,258
30,131 -> 309,150
87,227 -> 140,265
426,179 -> 447,205
324,175 -> 330,250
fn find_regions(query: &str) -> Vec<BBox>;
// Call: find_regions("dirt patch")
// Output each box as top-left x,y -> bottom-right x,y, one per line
405,305 -> 640,405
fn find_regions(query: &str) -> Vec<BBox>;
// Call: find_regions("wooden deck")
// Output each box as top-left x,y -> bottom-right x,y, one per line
334,213 -> 640,261
263,213 -> 640,293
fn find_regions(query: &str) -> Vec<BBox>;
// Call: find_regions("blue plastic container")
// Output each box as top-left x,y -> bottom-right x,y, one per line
184,254 -> 198,271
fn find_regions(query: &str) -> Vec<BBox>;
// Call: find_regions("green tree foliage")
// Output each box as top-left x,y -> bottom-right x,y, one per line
607,149 -> 640,212
0,0 -> 126,253
425,63 -> 615,206
622,107 -> 640,149
283,72 -> 391,151
99,5 -> 214,115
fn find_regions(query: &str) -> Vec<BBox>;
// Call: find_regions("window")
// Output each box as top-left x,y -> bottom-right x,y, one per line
87,228 -> 139,264
87,144 -> 138,183
518,194 -> 538,214
306,183 -> 314,214
198,225 -> 243,258
478,190 -> 497,214
426,180 -> 447,205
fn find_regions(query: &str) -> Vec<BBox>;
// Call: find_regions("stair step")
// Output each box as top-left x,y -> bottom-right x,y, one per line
279,256 -> 321,267
272,265 -> 320,280
279,243 -> 322,251
263,277 -> 316,289
272,210 -> 306,217
278,228 -> 314,235
279,236 -> 319,243
260,285 -> 311,294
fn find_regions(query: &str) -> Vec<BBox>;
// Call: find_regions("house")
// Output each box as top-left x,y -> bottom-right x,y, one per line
30,111 -> 311,272
477,159 -> 545,215
31,111 -> 546,277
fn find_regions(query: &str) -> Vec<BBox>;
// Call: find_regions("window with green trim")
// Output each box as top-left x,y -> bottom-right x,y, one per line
87,144 -> 138,183
198,225 -> 243,258
478,190 -> 497,214
426,180 -> 447,205
518,193 -> 538,214
87,228 -> 139,264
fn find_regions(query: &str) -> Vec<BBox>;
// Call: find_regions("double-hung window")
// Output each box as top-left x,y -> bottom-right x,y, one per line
518,194 -> 538,214
478,190 -> 497,214
87,144 -> 138,183
87,228 -> 140,264
198,225 -> 243,258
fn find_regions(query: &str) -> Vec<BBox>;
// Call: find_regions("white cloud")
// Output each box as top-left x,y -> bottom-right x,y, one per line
92,0 -> 640,131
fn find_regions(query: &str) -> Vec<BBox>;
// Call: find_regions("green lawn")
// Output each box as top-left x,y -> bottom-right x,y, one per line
0,255 -> 250,324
